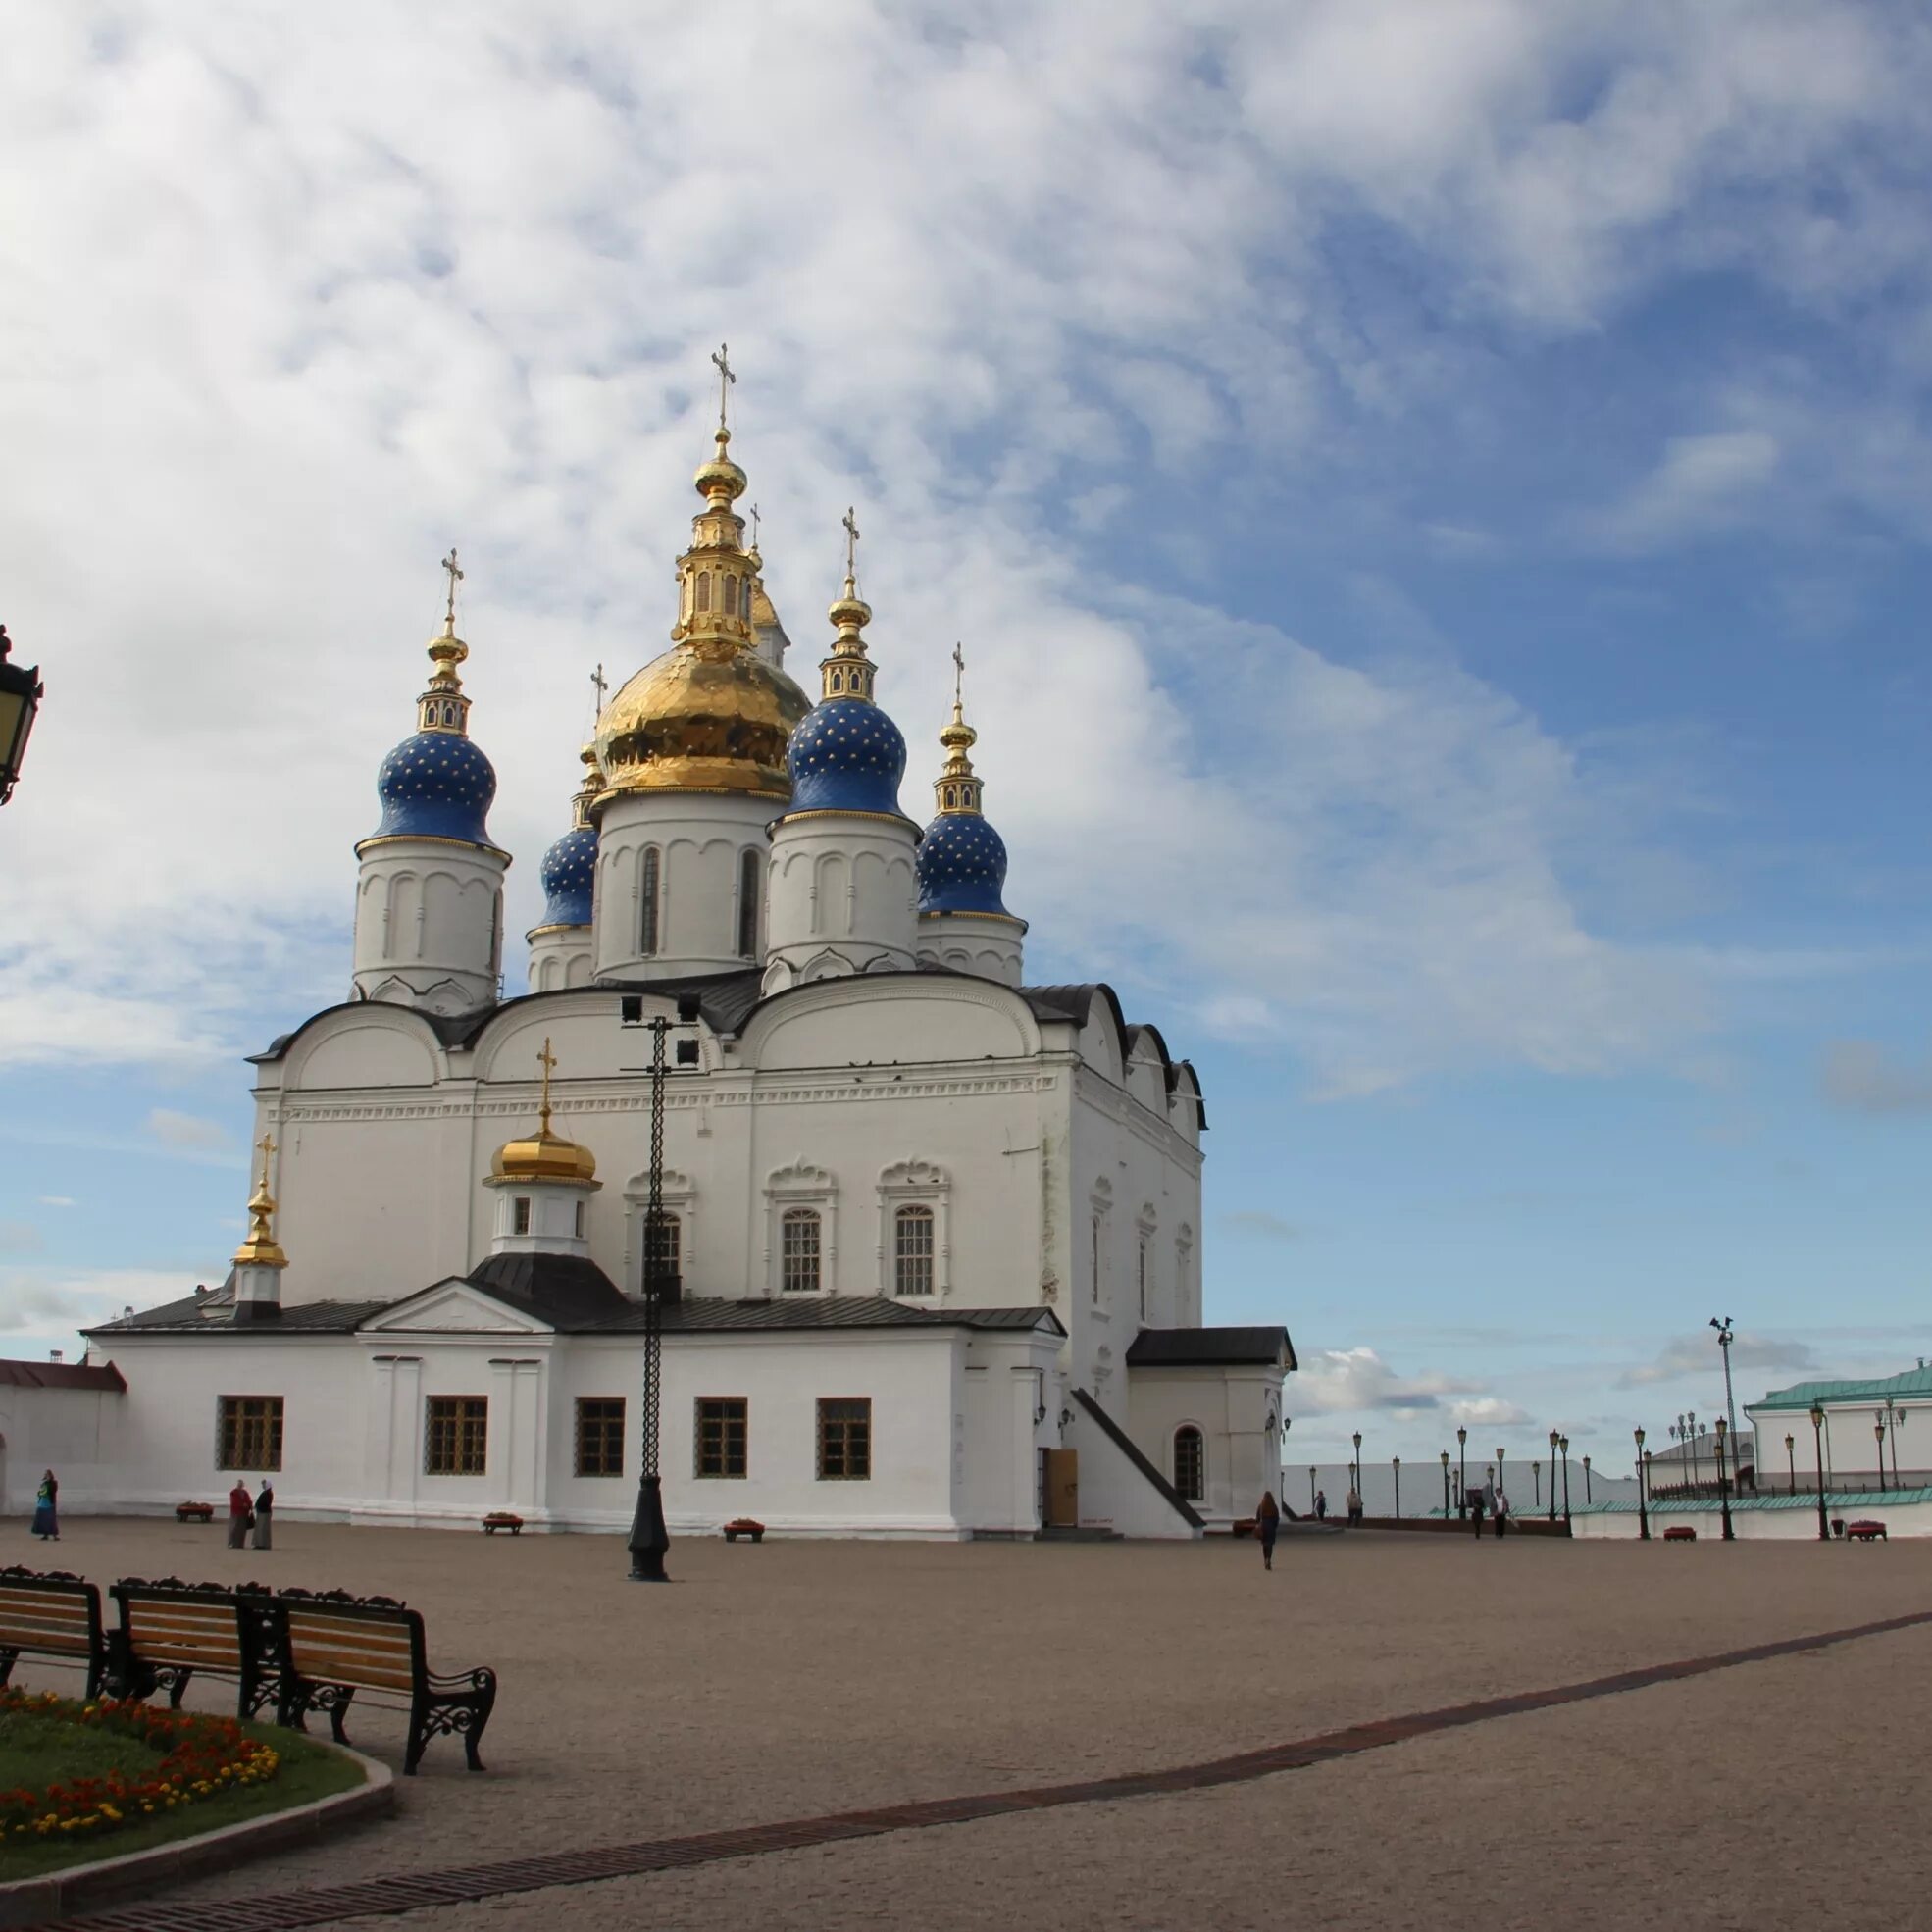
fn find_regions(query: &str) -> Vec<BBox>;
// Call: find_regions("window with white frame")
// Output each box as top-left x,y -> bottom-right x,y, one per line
639,847 -> 662,956
1174,1425 -> 1205,1501
782,1208 -> 822,1294
764,1159 -> 837,1297
893,1205 -> 934,1296
877,1159 -> 949,1298
1089,1180 -> 1113,1311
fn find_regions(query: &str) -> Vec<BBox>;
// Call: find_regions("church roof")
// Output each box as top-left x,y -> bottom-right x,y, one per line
1127,1326 -> 1297,1371
466,1252 -> 629,1326
0,1357 -> 127,1392
85,1290 -> 391,1335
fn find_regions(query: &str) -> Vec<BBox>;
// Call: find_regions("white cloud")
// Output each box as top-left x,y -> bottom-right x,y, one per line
1821,1040 -> 1932,1115
1222,1210 -> 1304,1243
0,1268 -> 193,1337
1619,1332 -> 1818,1389
0,4 -> 1924,1096
1449,1397 -> 1532,1428
0,1222 -> 44,1257
144,1109 -> 229,1152
1296,1347 -> 1478,1414
38,1197 -> 76,1209
1593,431 -> 1781,551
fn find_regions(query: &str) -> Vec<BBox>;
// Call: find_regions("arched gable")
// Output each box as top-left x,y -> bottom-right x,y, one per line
280,1006 -> 442,1091
738,971 -> 1042,1072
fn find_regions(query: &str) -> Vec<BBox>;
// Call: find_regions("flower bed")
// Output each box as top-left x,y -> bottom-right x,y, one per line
0,1688 -> 280,1849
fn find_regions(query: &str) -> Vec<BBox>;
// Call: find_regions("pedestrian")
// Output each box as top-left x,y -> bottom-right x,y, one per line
1347,1484 -> 1362,1526
1314,1488 -> 1328,1521
252,1481 -> 275,1551
1494,1488 -> 1510,1539
227,1478 -> 253,1550
31,1470 -> 59,1541
1470,1486 -> 1488,1538
1256,1489 -> 1280,1571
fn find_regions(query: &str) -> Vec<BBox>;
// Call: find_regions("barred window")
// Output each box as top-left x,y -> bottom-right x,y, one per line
639,847 -> 661,956
782,1208 -> 822,1294
737,849 -> 761,959
1174,1426 -> 1204,1501
217,1396 -> 283,1471
893,1205 -> 935,1296
576,1398 -> 626,1477
695,1398 -> 748,1478
513,1195 -> 532,1236
817,1398 -> 871,1481
643,1211 -> 681,1291
425,1397 -> 488,1476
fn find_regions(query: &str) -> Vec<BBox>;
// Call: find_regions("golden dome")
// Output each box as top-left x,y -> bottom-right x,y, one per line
595,639 -> 810,800
487,1128 -> 600,1188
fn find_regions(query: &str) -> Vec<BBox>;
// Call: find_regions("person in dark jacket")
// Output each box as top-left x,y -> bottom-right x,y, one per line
1256,1490 -> 1281,1571
1470,1486 -> 1488,1538
1314,1488 -> 1328,1520
227,1479 -> 253,1549
31,1471 -> 59,1541
252,1481 -> 275,1551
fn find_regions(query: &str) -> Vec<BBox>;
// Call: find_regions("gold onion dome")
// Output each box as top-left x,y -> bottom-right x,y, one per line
594,404 -> 809,802
489,1039 -> 599,1187
232,1136 -> 288,1270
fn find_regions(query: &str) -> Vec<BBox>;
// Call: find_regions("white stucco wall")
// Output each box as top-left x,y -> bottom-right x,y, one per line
0,1383 -> 127,1516
1129,1365 -> 1284,1528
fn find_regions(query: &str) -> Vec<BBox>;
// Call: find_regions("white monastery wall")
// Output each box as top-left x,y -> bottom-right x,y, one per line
0,1385 -> 127,1516
594,791 -> 773,981
1129,1366 -> 1281,1527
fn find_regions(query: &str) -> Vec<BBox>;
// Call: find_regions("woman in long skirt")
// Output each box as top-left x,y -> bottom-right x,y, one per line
1256,1489 -> 1281,1571
30,1470 -> 59,1541
252,1482 -> 275,1551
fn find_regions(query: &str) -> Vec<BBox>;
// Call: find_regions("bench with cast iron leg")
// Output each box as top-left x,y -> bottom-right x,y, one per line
0,1566 -> 107,1700
273,1592 -> 496,1774
107,1578 -> 280,1719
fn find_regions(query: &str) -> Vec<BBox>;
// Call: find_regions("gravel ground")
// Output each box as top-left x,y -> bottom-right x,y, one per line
18,1515 -> 1930,1928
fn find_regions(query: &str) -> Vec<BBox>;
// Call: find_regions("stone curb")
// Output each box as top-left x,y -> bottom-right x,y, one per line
0,1746 -> 394,1929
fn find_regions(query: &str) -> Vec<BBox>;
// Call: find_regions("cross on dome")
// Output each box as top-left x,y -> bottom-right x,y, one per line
711,342 -> 736,429
441,547 -> 464,631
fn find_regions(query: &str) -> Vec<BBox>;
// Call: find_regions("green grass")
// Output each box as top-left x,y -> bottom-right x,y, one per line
0,1710 -> 367,1882
0,1707 -> 167,1790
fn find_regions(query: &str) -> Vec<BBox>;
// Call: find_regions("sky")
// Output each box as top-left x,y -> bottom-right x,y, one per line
3,1 -> 1930,1477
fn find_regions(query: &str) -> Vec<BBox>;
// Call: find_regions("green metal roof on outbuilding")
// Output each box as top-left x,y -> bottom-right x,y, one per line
1747,1364 -> 1932,1413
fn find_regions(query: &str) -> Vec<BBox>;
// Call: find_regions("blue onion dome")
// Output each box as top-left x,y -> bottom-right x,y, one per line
918,809 -> 1010,914
534,745 -> 600,927
781,566 -> 912,819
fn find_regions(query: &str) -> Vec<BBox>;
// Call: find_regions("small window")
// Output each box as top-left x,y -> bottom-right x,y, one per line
724,575 -> 738,616
1139,1238 -> 1148,1320
697,572 -> 712,612
831,670 -> 842,691
782,1208 -> 822,1294
1091,1214 -> 1101,1304
575,1398 -> 626,1477
644,1211 -> 681,1291
640,847 -> 661,956
695,1398 -> 748,1478
817,1398 -> 871,1480
217,1396 -> 283,1471
893,1205 -> 935,1296
1174,1426 -> 1204,1501
574,1199 -> 585,1239
513,1195 -> 532,1236
621,994 -> 643,1026
425,1397 -> 488,1476
737,849 -> 761,959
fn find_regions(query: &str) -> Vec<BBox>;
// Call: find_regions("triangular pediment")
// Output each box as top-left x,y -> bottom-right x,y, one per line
361,1277 -> 553,1335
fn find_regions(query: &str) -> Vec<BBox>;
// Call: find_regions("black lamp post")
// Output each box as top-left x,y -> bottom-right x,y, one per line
1875,1412 -> 1888,1494
1785,1432 -> 1796,1495
1548,1428 -> 1560,1522
1809,1401 -> 1829,1541
1710,1316 -> 1738,1446
1714,1416 -> 1734,1541
1456,1426 -> 1467,1519
626,994 -> 700,1583
0,626 -> 45,807
1634,1427 -> 1649,1540
1532,1460 -> 1541,1506
1496,1445 -> 1506,1500
1351,1430 -> 1362,1496
1308,1465 -> 1317,1514
1440,1449 -> 1450,1516
1392,1456 -> 1401,1520
1583,1454 -> 1592,1503
1559,1434 -> 1572,1528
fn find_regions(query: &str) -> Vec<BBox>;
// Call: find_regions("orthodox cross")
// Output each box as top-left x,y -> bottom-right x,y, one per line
441,547 -> 464,628
256,1131 -> 277,1178
536,1036 -> 558,1132
952,641 -> 965,708
842,505 -> 861,586
590,662 -> 608,713
748,503 -> 761,552
711,342 -> 736,429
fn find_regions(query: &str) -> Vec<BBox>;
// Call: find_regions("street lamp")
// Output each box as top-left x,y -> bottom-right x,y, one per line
1809,1401 -> 1829,1541
1634,1427 -> 1650,1540
1785,1432 -> 1796,1496
1351,1430 -> 1362,1496
1496,1445 -> 1506,1496
1710,1316 -> 1738,1445
626,992 -> 701,1583
1456,1426 -> 1467,1519
1309,1465 -> 1317,1513
1876,1412 -> 1889,1494
1548,1428 -> 1560,1522
1559,1434 -> 1572,1528
1440,1449 -> 1450,1516
0,625 -> 45,807
1583,1454 -> 1593,1503
1392,1456 -> 1401,1519
1713,1416 -> 1734,1541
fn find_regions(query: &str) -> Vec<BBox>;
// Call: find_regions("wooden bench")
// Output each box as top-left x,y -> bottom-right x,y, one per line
1847,1519 -> 1888,1542
0,1566 -> 107,1700
274,1591 -> 496,1774
107,1577 -> 280,1720
1662,1525 -> 1698,1541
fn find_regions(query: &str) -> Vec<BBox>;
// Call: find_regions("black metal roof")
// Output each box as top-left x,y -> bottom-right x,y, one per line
466,1252 -> 629,1326
1126,1326 -> 1297,1371
86,1292 -> 391,1336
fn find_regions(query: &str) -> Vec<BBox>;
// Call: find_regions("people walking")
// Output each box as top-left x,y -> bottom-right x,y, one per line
1346,1484 -> 1362,1526
1470,1486 -> 1488,1537
252,1481 -> 275,1551
227,1479 -> 253,1550
1257,1489 -> 1281,1571
30,1470 -> 59,1541
1314,1488 -> 1328,1521
1494,1488 -> 1510,1538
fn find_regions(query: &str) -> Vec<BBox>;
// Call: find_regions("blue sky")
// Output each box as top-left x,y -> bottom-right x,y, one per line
3,2 -> 1930,1470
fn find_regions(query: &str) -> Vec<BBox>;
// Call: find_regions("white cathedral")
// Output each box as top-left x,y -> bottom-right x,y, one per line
75,399 -> 1296,1540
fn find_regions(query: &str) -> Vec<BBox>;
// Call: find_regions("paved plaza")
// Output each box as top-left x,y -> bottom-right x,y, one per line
17,1515 -> 1932,1929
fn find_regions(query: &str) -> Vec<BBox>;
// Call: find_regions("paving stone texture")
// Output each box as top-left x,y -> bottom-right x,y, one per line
13,1514 -> 1931,1929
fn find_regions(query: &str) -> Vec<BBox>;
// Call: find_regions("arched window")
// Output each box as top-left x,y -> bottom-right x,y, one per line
643,1211 -> 681,1290
831,670 -> 842,691
893,1205 -> 934,1296
1138,1238 -> 1148,1320
1091,1213 -> 1101,1303
639,847 -> 661,956
513,1196 -> 532,1236
781,1208 -> 821,1295
574,1200 -> 585,1240
724,575 -> 738,616
1174,1426 -> 1204,1501
737,849 -> 761,959
696,573 -> 712,613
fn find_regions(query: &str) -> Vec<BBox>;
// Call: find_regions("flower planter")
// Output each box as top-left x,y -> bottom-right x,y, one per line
480,1513 -> 524,1536
722,1519 -> 766,1544
173,1503 -> 215,1524
1662,1525 -> 1697,1541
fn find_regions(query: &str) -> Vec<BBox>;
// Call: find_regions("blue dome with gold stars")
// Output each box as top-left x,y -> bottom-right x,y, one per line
372,731 -> 497,845
786,697 -> 908,816
917,810 -> 1009,915
537,822 -> 596,927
